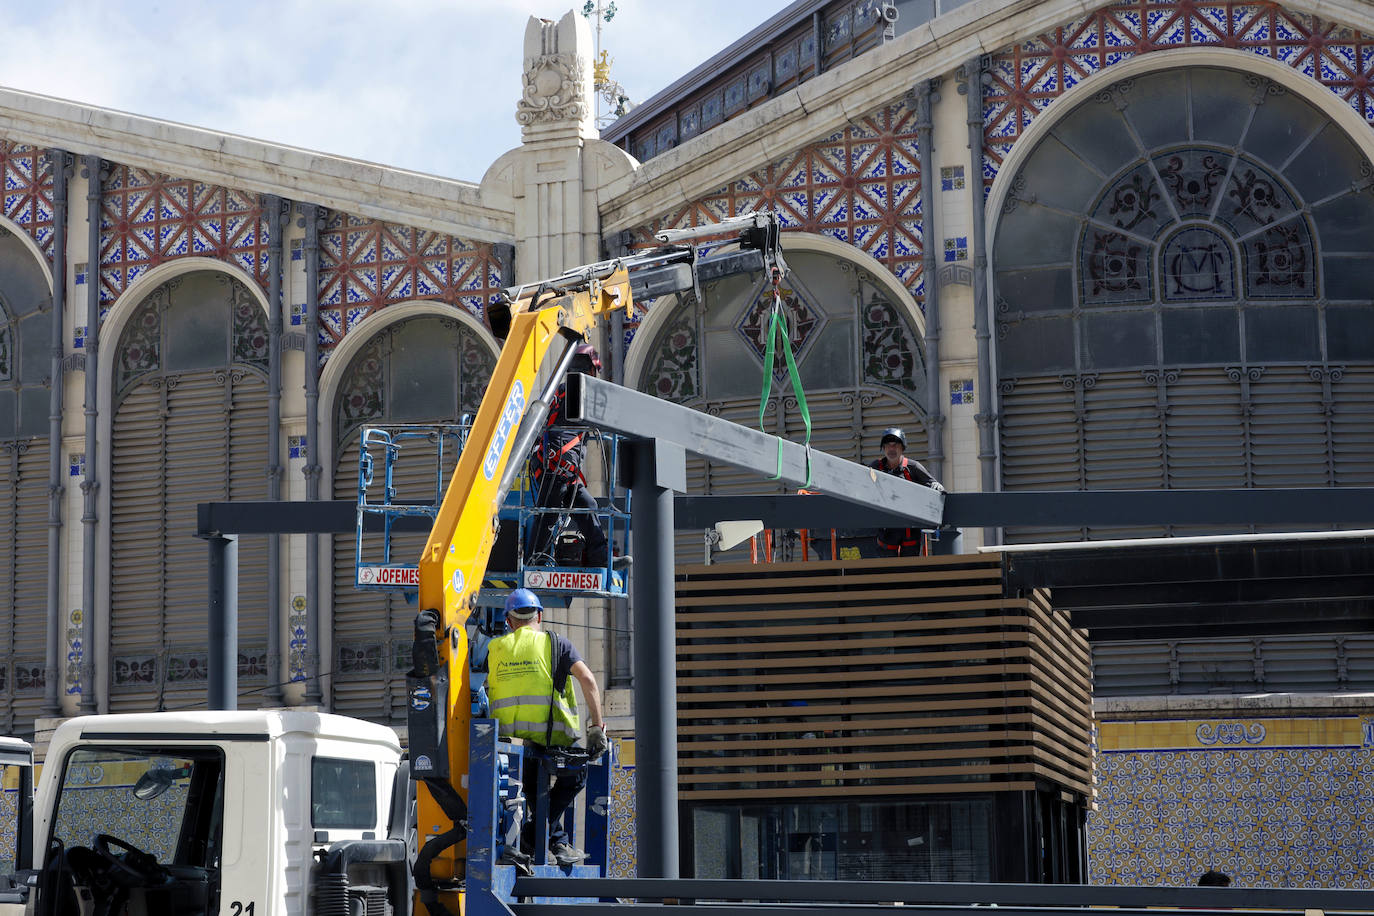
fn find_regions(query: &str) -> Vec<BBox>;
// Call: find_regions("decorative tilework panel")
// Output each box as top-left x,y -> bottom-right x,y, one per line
985,1 -> 1374,190
608,737 -> 636,878
0,143 -> 54,261
0,786 -> 14,874
316,213 -> 504,352
633,99 -> 925,304
1089,717 -> 1374,888
98,167 -> 270,303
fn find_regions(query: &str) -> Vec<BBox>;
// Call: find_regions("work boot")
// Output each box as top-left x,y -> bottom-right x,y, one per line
550,841 -> 588,866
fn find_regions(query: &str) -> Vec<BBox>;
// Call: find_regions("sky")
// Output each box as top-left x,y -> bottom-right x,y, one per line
0,0 -> 795,184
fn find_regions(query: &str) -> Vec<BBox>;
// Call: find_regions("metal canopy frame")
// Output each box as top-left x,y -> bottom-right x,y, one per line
197,376 -> 1374,883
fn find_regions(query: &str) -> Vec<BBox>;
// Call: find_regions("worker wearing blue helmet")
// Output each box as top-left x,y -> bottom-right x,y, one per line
487,587 -> 607,865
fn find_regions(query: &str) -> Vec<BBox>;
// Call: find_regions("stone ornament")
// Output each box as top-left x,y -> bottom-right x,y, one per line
517,52 -> 589,126
515,11 -> 594,131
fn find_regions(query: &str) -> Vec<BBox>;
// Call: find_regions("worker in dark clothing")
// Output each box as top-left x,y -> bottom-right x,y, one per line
488,588 -> 608,866
529,342 -> 611,567
870,427 -> 944,556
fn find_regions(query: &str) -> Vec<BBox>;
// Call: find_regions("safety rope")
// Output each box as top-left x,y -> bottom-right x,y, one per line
757,266 -> 813,487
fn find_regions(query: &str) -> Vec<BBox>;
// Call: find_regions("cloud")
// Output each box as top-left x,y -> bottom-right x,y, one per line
0,1 -> 793,182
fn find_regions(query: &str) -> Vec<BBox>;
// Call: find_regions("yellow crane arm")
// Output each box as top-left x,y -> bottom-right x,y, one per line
412,266 -> 632,899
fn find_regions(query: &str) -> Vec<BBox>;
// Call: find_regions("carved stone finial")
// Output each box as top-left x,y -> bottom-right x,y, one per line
516,10 -> 595,137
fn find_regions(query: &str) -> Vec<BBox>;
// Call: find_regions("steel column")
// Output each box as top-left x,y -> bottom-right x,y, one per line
913,80 -> 945,481
264,195 -> 288,704
78,156 -> 105,713
207,534 -> 239,710
964,56 -> 999,543
628,439 -> 684,878
43,150 -> 73,716
300,204 -> 325,705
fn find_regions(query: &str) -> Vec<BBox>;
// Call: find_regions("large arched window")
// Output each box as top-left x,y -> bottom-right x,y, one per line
993,67 -> 1374,542
108,272 -> 270,711
0,230 -> 52,736
636,245 -> 929,558
330,314 -> 496,722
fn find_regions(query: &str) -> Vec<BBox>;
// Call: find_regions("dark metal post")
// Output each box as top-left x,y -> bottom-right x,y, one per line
299,204 -> 325,705
44,150 -> 73,716
264,195 -> 288,704
207,534 -> 239,710
913,81 -> 945,482
964,56 -> 1000,545
628,439 -> 685,878
78,155 -> 105,713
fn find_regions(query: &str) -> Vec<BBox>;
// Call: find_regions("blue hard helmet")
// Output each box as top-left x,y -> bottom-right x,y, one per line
504,588 -> 543,620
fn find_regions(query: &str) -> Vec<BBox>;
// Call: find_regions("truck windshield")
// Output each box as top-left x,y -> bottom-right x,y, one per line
50,746 -> 223,868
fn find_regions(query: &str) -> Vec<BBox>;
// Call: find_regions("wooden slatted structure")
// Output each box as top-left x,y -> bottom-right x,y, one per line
675,553 -> 1092,803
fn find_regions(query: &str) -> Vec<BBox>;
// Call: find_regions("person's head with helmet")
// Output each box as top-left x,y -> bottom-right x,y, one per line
880,427 -> 906,467
504,588 -> 543,630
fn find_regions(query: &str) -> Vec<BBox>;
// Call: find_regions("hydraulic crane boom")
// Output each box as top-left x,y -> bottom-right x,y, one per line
403,213 -> 787,916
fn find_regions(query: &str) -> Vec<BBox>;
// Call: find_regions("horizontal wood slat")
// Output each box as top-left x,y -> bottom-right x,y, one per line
675,554 -> 1092,802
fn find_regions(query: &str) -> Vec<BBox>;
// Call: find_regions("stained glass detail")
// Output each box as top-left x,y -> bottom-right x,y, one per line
984,1 -> 1374,190
231,284 -> 270,369
1244,221 -> 1315,296
1161,226 -> 1235,301
737,282 -> 825,376
644,313 -> 699,403
1155,150 -> 1232,219
117,298 -> 162,393
317,214 -> 505,352
337,340 -> 385,429
862,296 -> 920,392
459,331 -> 496,418
0,320 -> 10,382
99,166 -> 270,303
1082,229 -> 1151,305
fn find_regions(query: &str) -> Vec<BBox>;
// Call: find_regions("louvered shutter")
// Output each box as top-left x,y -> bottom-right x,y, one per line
110,384 -> 165,711
332,432 -> 457,723
0,441 -> 49,737
999,379 -> 1080,544
1332,368 -> 1374,486
110,370 -> 268,712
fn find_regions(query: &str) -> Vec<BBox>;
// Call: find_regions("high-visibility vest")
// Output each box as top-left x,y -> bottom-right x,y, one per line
487,628 -> 580,746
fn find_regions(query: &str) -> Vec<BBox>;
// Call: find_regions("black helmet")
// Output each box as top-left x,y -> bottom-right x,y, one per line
880,427 -> 906,449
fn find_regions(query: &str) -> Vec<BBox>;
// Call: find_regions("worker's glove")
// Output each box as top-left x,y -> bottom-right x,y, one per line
586,724 -> 608,761
929,480 -> 946,493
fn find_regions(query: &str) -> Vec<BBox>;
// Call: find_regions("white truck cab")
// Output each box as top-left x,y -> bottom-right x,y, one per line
1,736 -> 34,916
26,710 -> 406,916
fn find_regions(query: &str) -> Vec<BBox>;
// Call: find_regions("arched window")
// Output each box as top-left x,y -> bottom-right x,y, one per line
330,314 -> 496,722
993,67 -> 1374,542
108,272 -> 270,711
636,246 -> 929,559
0,230 -> 53,737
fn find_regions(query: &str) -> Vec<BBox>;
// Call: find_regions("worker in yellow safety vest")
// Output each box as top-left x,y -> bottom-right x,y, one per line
488,588 -> 607,865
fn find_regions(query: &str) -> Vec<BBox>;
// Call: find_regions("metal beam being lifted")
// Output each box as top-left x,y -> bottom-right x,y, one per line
566,374 -> 945,528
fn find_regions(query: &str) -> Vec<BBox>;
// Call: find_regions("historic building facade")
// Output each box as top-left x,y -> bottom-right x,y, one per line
0,0 -> 1371,887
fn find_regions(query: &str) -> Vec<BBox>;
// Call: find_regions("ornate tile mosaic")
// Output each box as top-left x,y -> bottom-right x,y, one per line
0,142 -> 54,261
1089,716 -> 1374,888
608,737 -> 637,878
985,1 -> 1374,189
631,97 -> 925,339
98,166 -> 270,303
316,213 -> 504,352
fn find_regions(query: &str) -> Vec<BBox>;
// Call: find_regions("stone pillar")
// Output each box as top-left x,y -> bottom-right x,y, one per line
481,10 -> 636,287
